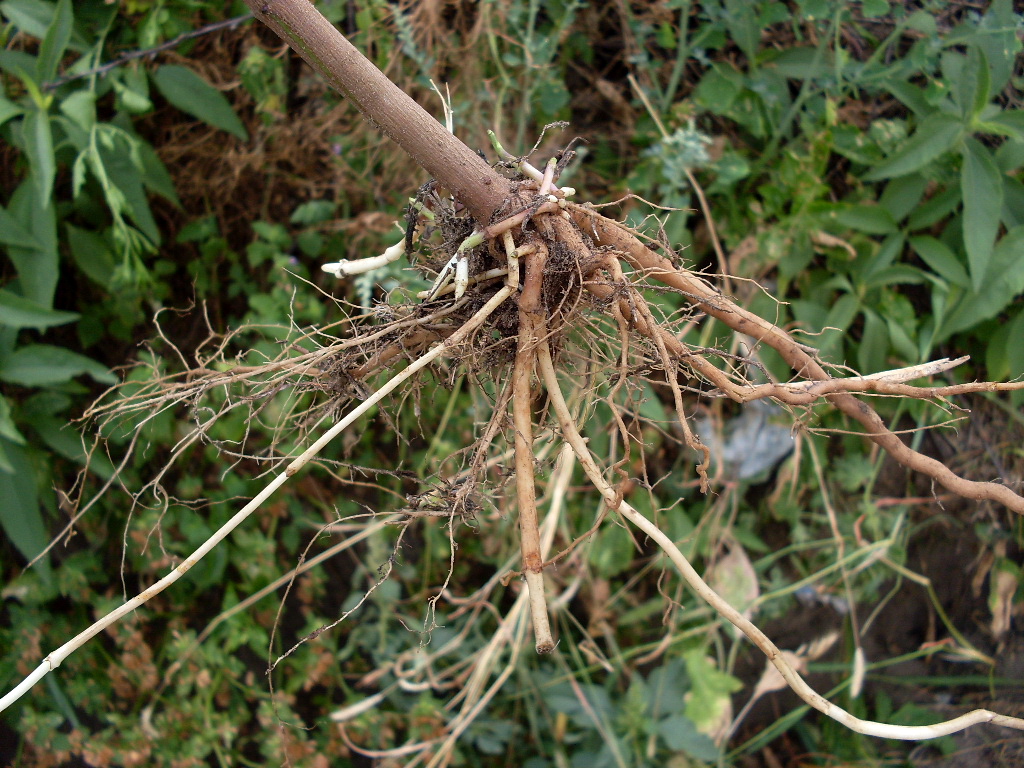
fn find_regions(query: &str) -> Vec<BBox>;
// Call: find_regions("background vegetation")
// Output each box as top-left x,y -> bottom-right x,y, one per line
1,0 -> 1023,765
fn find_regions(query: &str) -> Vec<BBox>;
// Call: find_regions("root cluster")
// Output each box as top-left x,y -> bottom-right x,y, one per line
9,144 -> 1024,750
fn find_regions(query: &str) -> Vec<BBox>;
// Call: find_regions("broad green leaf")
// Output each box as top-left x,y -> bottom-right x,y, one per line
23,107 -> 55,209
0,344 -> 115,386
66,223 -> 116,285
862,0 -> 889,17
683,650 -> 741,735
724,0 -> 762,63
6,180 -> 58,307
0,0 -> 54,39
0,0 -> 88,50
976,0 -> 1020,93
0,437 -> 51,578
152,65 -> 248,140
940,225 -> 1024,338
0,203 -> 39,249
863,113 -> 963,181
35,0 -> 71,82
961,138 -> 1004,291
0,289 -> 78,329
0,92 -> 23,127
59,89 -> 96,132
657,714 -> 719,760
910,235 -> 969,287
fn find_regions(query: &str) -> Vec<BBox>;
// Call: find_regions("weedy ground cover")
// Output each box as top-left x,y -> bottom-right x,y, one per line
1,1 -> 1023,766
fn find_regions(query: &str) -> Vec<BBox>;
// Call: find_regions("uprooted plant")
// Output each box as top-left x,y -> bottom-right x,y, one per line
3,0 -> 1024,756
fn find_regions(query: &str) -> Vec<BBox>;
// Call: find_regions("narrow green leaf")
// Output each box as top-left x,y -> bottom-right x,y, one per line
152,65 -> 248,140
1007,310 -> 1024,385
961,138 -> 1004,291
0,344 -> 115,386
879,175 -> 928,222
0,289 -> 78,329
969,48 -> 992,121
906,186 -> 961,230
863,113 -> 963,181
826,203 -> 897,234
858,310 -> 889,374
36,0 -> 71,82
0,437 -> 51,578
910,236 -> 969,287
23,107 -> 55,209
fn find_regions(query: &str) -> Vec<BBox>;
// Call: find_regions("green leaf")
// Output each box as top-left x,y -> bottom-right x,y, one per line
907,186 -> 961,230
940,225 -> 1024,338
657,714 -> 719,760
152,65 -> 248,140
683,650 -> 741,734
863,113 -> 963,181
0,437 -> 51,578
1007,310 -> 1024,386
137,140 -> 181,207
879,175 -> 928,222
6,180 -> 58,307
66,223 -> 116,286
724,0 -> 761,63
825,203 -> 897,234
0,203 -> 40,249
1,0 -> 86,51
35,0 -> 71,82
23,106 -> 55,209
0,288 -> 78,329
58,89 -> 95,132
910,235 -> 969,288
961,138 -> 1004,291
0,92 -> 23,127
862,0 -> 889,17
0,344 -> 115,386
858,310 -> 889,373
94,131 -> 161,243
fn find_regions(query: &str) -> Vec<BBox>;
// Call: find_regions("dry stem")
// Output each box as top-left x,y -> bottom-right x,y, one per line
513,241 -> 555,653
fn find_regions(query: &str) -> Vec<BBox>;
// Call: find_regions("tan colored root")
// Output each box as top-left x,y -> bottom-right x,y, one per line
535,327 -> 1024,741
512,241 -> 555,653
573,205 -> 1024,515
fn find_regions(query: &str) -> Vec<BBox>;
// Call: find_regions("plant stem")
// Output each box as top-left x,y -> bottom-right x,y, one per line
513,242 -> 554,653
244,0 -> 513,221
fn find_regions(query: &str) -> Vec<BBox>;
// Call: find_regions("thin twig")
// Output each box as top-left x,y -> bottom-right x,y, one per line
43,14 -> 254,91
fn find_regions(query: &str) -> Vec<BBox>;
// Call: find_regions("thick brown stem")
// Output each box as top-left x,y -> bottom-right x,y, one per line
244,0 -> 513,221
513,242 -> 554,653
